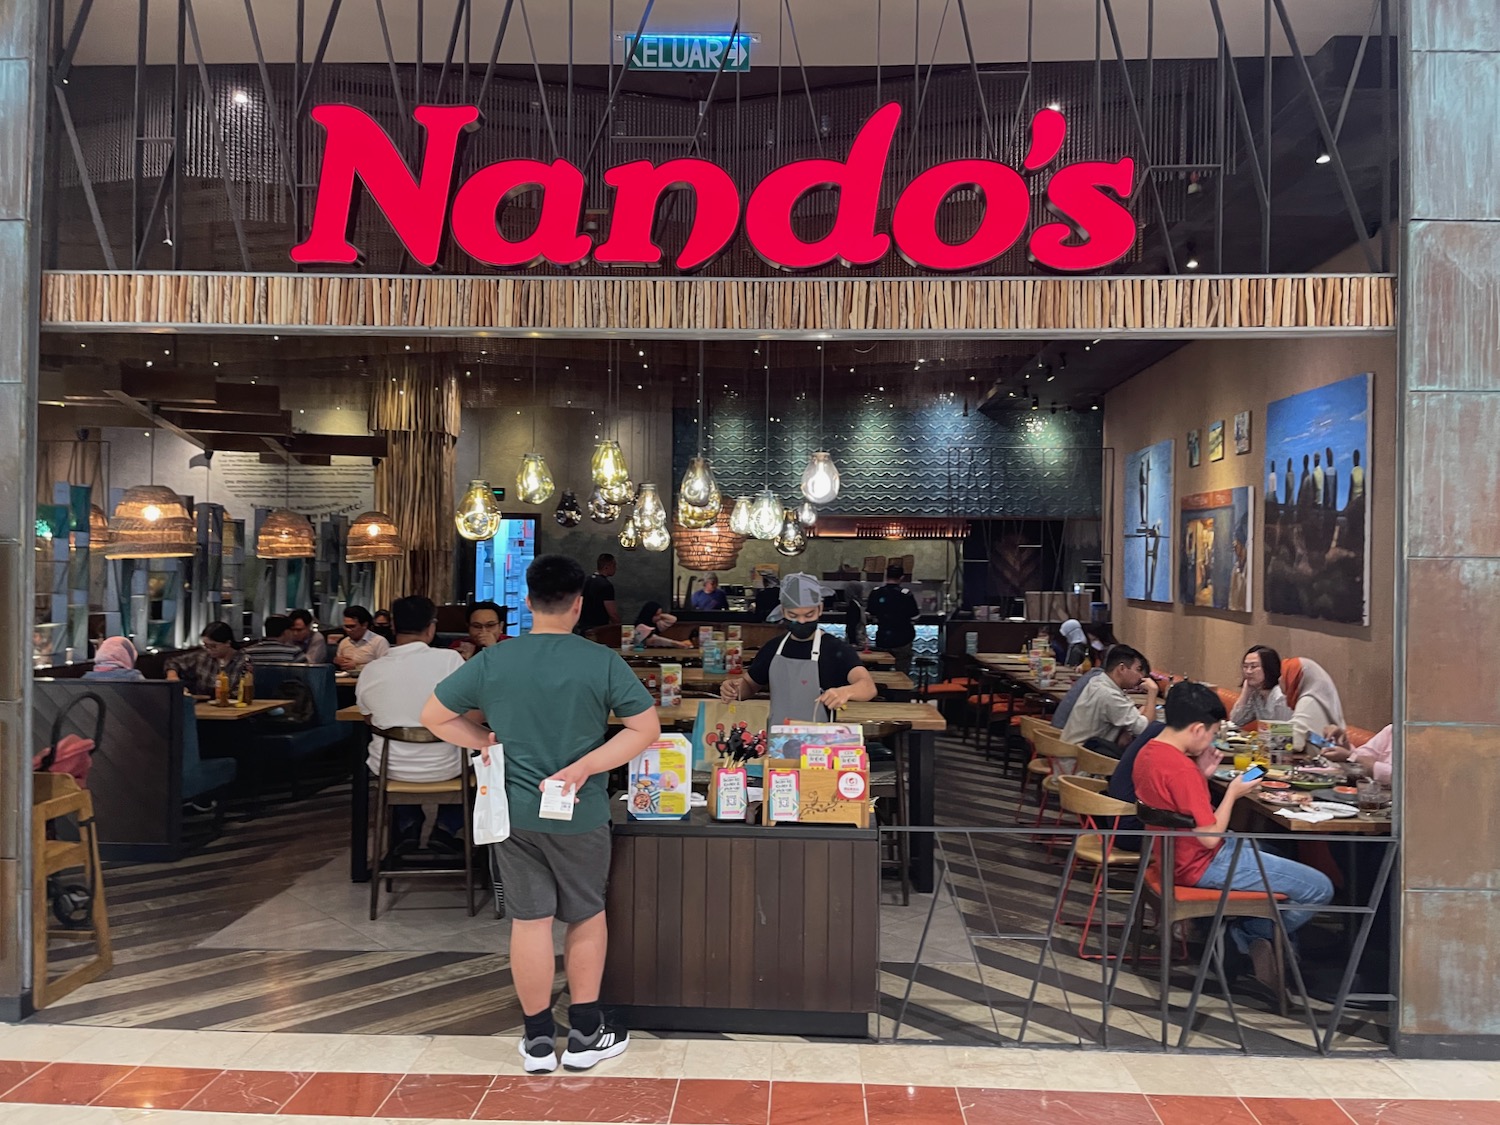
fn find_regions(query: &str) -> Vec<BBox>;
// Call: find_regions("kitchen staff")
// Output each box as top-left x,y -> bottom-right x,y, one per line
720,573 -> 877,721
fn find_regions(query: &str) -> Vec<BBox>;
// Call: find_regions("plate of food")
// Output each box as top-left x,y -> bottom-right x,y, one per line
1260,779 -> 1291,791
1259,789 -> 1312,806
1304,800 -> 1359,818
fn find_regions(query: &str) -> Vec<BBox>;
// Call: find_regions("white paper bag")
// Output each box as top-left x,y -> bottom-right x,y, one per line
471,746 -> 511,845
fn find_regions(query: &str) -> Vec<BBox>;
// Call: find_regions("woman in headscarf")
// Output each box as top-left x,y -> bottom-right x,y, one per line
1230,644 -> 1294,725
1280,657 -> 1345,751
83,636 -> 144,682
632,602 -> 693,649
1057,619 -> 1088,666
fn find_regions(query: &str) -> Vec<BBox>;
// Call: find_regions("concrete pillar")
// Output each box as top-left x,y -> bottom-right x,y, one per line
0,0 -> 45,1018
1398,0 -> 1500,1058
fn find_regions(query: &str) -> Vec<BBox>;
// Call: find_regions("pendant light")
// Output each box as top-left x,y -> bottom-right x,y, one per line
455,380 -> 502,539
774,508 -> 808,556
729,495 -> 755,536
588,485 -> 621,524
800,348 -> 842,504
635,482 -> 667,529
554,489 -> 582,527
256,454 -> 317,559
515,343 -> 556,504
796,499 -> 819,528
678,341 -> 721,514
106,424 -> 196,558
751,345 -> 782,538
674,505 -> 746,571
591,342 -> 630,489
89,503 -> 114,548
678,487 -> 721,530
641,521 -> 671,552
455,478 -> 503,541
346,510 -> 403,562
618,512 -> 641,550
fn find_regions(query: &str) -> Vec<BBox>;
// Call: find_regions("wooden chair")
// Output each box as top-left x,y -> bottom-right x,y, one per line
369,726 -> 478,920
1014,727 -> 1081,827
1075,747 -> 1120,779
1054,776 -> 1140,959
1130,805 -> 1289,1019
32,772 -> 112,1008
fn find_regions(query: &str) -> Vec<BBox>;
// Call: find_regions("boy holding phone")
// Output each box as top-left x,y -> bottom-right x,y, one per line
1132,682 -> 1335,994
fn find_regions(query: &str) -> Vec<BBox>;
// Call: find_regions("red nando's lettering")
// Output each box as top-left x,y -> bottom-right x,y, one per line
290,102 -> 1138,273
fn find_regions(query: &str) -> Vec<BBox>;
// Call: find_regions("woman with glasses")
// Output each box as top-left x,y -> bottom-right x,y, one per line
165,622 -> 252,695
1229,644 -> 1293,725
455,600 -> 507,660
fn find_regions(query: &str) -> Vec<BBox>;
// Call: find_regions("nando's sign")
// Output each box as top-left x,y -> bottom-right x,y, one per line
291,102 -> 1138,274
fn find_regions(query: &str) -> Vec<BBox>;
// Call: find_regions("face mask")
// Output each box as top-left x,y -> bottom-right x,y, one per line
786,619 -> 818,640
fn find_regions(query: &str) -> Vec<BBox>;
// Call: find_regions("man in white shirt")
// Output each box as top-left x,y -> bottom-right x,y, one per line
335,606 -> 391,673
356,595 -> 467,854
1060,644 -> 1160,755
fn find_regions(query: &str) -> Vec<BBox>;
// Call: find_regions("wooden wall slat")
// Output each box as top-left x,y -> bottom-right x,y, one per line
40,272 -> 1397,335
679,836 -> 709,1008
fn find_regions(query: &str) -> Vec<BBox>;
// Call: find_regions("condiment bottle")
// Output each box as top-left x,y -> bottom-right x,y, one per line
215,670 -> 231,706
236,673 -> 253,708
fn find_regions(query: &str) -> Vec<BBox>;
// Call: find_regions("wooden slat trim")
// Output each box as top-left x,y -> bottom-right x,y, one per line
40,272 -> 1397,335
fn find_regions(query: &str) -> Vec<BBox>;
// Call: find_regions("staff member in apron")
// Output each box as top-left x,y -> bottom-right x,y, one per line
719,573 -> 877,722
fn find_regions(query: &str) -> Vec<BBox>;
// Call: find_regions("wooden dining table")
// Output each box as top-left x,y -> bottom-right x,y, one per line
630,664 -> 915,696
194,698 -> 293,721
621,646 -> 896,667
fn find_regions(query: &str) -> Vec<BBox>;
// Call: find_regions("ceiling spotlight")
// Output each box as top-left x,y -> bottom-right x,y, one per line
1316,152 -> 1331,165
1046,102 -> 1061,111
232,89 -> 250,106
1091,402 -> 1101,411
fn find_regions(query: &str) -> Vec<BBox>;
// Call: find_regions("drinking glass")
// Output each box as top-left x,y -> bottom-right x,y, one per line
1356,777 -> 1388,820
1232,752 -> 1252,773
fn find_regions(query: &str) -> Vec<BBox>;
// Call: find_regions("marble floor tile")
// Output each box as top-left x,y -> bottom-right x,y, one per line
680,1039 -> 776,1081
670,1078 -> 770,1125
767,1042 -> 863,1083
1338,1099 -> 1500,1125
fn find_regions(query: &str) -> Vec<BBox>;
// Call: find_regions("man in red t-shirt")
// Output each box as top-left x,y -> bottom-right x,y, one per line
1131,682 -> 1334,992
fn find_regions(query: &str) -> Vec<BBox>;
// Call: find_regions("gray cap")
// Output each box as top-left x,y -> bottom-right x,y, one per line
767,572 -> 826,622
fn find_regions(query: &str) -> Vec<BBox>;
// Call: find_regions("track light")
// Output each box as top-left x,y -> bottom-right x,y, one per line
1316,152 -> 1331,165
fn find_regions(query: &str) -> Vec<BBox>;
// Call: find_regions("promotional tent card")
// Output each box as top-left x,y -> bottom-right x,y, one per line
766,768 -> 801,822
628,734 -> 692,820
711,766 -> 748,820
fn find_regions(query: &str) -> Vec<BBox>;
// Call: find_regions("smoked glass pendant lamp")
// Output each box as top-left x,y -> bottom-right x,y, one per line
796,499 -> 819,528
455,478 -> 503,541
750,488 -> 783,540
554,490 -> 583,527
678,347 -> 721,517
677,486 -> 721,530
729,495 -> 755,536
591,439 -> 629,490
679,456 -> 719,510
774,509 -> 808,556
588,485 -> 621,524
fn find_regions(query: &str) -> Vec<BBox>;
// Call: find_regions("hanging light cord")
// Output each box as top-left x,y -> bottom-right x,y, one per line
697,339 -> 706,458
764,344 -> 771,488
531,341 -> 539,450
819,347 -> 826,447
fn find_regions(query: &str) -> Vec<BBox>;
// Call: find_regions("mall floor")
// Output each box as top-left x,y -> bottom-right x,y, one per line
6,733 -> 1497,1123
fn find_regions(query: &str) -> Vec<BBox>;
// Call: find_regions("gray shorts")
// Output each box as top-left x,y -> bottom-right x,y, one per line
489,825 -> 612,923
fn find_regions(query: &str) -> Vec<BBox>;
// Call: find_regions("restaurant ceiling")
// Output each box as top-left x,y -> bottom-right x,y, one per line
70,0 -> 1377,71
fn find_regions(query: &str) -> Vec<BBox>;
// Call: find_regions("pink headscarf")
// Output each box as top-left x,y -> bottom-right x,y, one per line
93,636 -> 138,674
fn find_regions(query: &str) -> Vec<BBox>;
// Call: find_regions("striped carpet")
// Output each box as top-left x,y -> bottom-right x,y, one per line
34,730 -> 1391,1054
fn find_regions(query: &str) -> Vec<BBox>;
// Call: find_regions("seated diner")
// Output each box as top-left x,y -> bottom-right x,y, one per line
1059,644 -> 1159,755
1280,657 -> 1346,751
1230,644 -> 1293,725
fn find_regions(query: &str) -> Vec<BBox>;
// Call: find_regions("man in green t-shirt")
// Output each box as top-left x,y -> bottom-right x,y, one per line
421,555 -> 659,1074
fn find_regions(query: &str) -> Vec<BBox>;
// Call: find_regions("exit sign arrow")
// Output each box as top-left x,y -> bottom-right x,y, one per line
624,34 -> 753,73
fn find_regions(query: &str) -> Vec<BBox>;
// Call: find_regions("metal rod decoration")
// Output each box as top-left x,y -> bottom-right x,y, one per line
477,0 -> 518,109
184,0 -> 253,270
519,0 -> 561,161
1268,0 -> 1380,273
293,0 -> 343,123
243,0 -> 300,204
581,0 -> 658,173
781,0 -> 826,159
955,0 -> 998,160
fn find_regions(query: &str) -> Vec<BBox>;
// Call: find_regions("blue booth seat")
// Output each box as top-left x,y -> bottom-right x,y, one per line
180,694 -> 237,801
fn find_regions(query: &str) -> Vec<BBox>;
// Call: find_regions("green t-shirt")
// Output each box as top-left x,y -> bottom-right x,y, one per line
433,632 -> 654,834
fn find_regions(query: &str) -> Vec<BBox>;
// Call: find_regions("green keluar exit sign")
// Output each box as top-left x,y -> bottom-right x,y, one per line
624,34 -> 752,73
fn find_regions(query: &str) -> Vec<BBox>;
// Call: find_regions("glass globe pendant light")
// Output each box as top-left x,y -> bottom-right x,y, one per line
774,508 -> 808,556
678,487 -> 721,530
591,438 -> 629,489
799,350 -> 842,504
455,478 -> 503,540
799,451 -> 841,505
796,499 -> 819,528
588,485 -> 621,524
750,488 -> 783,539
602,477 -> 635,505
514,344 -> 556,505
729,495 -> 755,536
618,512 -> 641,550
635,482 -> 667,530
677,343 -> 722,517
554,490 -> 582,527
641,521 -> 671,552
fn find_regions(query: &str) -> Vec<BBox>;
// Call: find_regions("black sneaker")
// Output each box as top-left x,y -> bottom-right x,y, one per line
560,1022 -> 630,1071
518,1034 -> 558,1074
427,827 -> 464,856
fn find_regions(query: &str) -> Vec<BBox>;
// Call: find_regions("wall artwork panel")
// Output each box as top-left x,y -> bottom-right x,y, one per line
1123,439 -> 1174,603
1263,373 -> 1371,625
1187,429 -> 1201,468
1234,410 -> 1252,454
1208,420 -> 1226,461
1180,486 -> 1254,612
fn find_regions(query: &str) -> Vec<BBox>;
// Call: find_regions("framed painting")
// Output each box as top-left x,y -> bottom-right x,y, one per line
1123,439 -> 1174,603
1180,486 -> 1254,612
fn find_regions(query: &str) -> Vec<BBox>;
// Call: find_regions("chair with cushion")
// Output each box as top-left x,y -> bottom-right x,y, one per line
368,724 -> 478,920
179,694 -> 236,803
217,663 -> 350,800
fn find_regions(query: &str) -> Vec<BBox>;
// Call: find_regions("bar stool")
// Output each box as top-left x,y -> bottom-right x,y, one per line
866,719 -> 914,906
369,725 -> 478,920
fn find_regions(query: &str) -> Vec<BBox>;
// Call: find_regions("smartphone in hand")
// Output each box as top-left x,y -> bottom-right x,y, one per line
1305,731 -> 1331,750
1239,763 -> 1267,783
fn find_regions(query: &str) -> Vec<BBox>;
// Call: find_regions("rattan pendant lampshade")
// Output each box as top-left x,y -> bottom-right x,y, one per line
88,503 -> 114,548
257,508 -> 317,559
345,510 -> 403,562
672,506 -> 746,571
106,485 -> 196,558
